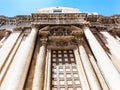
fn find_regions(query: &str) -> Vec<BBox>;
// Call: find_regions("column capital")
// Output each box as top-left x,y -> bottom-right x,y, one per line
83,26 -> 90,31
0,42 -> 3,48
75,36 -> 83,45
82,23 -> 90,29
6,29 -> 13,33
4,31 -> 11,38
40,37 -> 48,45
32,24 -> 39,29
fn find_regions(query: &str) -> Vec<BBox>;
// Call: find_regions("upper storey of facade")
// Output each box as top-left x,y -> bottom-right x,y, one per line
0,6 -> 120,32
35,6 -> 80,13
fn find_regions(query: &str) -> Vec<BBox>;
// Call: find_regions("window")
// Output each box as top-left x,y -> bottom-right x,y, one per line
53,10 -> 62,13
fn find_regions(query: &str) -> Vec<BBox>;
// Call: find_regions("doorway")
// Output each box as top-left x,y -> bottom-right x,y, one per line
51,50 -> 81,90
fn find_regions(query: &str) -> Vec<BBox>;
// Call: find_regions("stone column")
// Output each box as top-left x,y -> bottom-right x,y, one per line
101,31 -> 120,72
83,27 -> 120,90
78,45 -> 101,90
44,49 -> 51,90
1,26 -> 38,90
32,40 -> 47,90
0,31 -> 11,43
0,31 -> 21,72
0,33 -> 24,84
115,35 -> 120,41
73,48 -> 90,90
88,55 -> 109,90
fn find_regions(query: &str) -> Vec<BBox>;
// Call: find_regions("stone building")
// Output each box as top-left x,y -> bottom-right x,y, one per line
0,7 -> 120,90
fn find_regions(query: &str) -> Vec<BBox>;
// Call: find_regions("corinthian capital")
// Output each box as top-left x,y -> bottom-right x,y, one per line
32,24 -> 39,29
40,37 -> 48,45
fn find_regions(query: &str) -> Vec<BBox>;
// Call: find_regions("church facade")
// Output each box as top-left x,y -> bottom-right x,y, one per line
0,7 -> 120,90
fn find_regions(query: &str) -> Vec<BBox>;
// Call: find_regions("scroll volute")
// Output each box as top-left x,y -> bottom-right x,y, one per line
39,31 -> 49,37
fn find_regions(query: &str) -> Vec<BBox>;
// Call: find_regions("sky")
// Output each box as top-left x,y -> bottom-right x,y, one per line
0,0 -> 120,17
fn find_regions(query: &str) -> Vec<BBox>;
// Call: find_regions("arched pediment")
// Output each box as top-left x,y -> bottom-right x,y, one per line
39,25 -> 83,49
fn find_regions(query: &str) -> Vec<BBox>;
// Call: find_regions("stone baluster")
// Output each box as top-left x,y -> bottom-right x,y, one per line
83,27 -> 120,90
32,38 -> 47,90
1,26 -> 38,90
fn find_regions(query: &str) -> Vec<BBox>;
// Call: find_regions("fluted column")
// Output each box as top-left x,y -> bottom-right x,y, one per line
73,48 -> 90,90
1,26 -> 38,90
0,31 -> 11,43
0,33 -> 24,84
32,42 -> 47,90
83,27 -> 120,90
44,49 -> 51,90
0,31 -> 11,48
88,55 -> 109,90
78,45 -> 101,90
0,31 -> 21,72
101,31 -> 120,72
115,35 -> 120,41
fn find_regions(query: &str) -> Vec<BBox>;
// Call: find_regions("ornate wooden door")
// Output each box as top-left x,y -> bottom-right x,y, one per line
51,50 -> 81,90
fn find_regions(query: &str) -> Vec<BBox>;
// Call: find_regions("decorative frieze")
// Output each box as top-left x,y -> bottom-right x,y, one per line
1,14 -> 119,26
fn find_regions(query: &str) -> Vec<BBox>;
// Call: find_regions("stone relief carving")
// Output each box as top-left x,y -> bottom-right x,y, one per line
39,26 -> 83,49
50,28 -> 72,36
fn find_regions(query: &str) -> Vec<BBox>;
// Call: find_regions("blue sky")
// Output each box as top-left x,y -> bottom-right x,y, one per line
0,0 -> 120,17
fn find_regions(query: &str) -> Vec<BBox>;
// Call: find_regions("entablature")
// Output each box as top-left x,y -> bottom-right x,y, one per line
0,14 -> 119,26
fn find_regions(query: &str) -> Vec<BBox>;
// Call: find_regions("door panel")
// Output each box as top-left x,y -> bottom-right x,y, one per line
51,50 -> 81,90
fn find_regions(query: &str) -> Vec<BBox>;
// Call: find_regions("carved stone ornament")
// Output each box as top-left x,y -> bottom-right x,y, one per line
39,31 -> 49,36
49,36 -> 74,42
40,37 -> 48,45
72,30 -> 83,36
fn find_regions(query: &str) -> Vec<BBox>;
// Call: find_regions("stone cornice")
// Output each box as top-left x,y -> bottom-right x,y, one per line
109,28 -> 120,36
0,14 -> 119,25
49,36 -> 74,42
